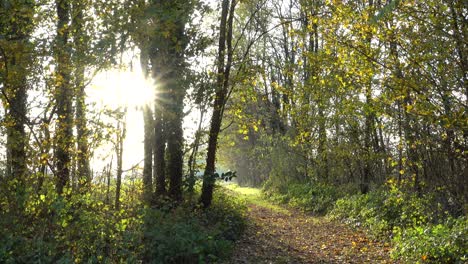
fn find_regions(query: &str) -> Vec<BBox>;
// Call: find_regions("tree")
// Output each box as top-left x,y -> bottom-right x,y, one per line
72,0 -> 91,192
143,104 -> 153,203
114,109 -> 126,210
0,0 -> 34,210
54,0 -> 74,195
134,0 -> 199,203
187,73 -> 211,193
200,0 -> 237,208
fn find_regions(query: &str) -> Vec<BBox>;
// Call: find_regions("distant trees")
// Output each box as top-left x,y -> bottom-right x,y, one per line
217,0 -> 467,212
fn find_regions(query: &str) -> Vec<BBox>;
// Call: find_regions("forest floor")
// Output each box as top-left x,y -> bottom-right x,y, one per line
223,184 -> 397,264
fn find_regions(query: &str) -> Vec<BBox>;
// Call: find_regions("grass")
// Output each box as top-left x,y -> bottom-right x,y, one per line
222,183 -> 290,215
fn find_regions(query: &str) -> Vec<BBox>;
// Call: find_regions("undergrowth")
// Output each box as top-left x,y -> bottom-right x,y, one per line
260,180 -> 467,263
263,182 -> 353,214
329,184 -> 467,263
0,180 -> 247,263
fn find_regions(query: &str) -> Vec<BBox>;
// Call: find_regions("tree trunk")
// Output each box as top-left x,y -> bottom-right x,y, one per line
187,108 -> 205,193
4,53 -> 28,187
200,0 -> 236,208
115,115 -> 126,210
1,0 -> 33,198
2,25 -> 31,213
389,22 -> 421,193
141,0 -> 193,204
72,0 -> 91,192
106,159 -> 112,205
150,55 -> 167,198
54,0 -> 73,195
143,104 -> 153,203
360,0 -> 375,194
166,70 -> 185,202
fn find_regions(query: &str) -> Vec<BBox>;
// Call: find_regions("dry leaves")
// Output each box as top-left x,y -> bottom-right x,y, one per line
225,204 -> 397,264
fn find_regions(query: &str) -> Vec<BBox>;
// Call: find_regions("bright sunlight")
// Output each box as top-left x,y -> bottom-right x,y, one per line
89,68 -> 154,108
87,63 -> 154,171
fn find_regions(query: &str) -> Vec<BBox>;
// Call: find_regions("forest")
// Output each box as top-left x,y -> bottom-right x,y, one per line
0,0 -> 466,263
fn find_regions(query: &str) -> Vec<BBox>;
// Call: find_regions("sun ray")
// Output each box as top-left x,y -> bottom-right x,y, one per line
89,69 -> 154,108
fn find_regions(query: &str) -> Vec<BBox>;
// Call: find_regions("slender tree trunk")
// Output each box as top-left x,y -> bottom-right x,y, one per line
72,0 -> 91,192
360,0 -> 375,194
143,104 -> 153,203
315,22 -> 329,181
115,116 -> 126,210
38,110 -> 52,190
105,159 -> 112,205
200,0 -> 236,208
187,108 -> 205,193
397,101 -> 403,185
448,1 -> 468,200
389,22 -> 421,193
54,0 -> 73,195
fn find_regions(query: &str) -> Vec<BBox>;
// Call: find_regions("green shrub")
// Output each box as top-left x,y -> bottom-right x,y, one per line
0,181 -> 246,263
264,182 -> 344,214
330,186 -> 436,236
392,217 -> 468,263
329,185 -> 467,263
329,192 -> 372,223
143,208 -> 228,263
143,188 -> 246,263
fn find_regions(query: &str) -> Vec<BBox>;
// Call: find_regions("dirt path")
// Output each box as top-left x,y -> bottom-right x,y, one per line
224,186 -> 396,264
